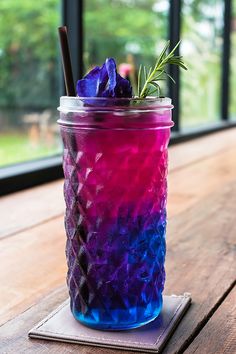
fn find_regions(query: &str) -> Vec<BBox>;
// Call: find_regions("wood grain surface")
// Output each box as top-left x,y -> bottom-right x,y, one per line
0,180 -> 64,239
162,181 -> 236,353
0,217 -> 66,326
185,286 -> 236,354
0,129 -> 236,353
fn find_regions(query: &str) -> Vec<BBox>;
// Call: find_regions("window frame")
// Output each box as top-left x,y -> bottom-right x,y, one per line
0,0 -> 234,196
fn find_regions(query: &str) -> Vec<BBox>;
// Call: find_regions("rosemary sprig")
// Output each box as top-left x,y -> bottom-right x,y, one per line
137,40 -> 187,98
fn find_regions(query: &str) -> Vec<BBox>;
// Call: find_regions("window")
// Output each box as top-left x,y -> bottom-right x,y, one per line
0,0 -> 61,168
84,0 -> 169,95
180,0 -> 224,128
230,0 -> 236,120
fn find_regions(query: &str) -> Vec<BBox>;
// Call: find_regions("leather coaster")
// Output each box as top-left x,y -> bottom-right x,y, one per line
29,294 -> 191,353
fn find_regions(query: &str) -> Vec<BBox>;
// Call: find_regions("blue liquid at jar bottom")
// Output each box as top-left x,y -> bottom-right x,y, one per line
71,294 -> 163,330
67,212 -> 166,330
67,220 -> 166,330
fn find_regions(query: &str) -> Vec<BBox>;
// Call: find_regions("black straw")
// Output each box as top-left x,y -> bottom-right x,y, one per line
58,26 -> 76,96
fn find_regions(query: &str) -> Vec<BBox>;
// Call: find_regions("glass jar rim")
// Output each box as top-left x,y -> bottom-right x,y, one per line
58,96 -> 173,113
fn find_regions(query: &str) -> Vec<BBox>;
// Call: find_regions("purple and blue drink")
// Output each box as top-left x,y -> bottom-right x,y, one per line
58,97 -> 173,330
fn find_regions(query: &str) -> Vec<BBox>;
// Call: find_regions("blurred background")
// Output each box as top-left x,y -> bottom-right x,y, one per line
0,0 -> 235,189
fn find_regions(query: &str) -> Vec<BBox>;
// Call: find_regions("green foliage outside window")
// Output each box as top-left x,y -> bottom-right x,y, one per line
0,0 -> 235,167
0,0 -> 60,109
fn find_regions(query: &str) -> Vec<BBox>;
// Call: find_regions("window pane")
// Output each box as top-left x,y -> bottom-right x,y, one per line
0,0 -> 61,168
180,0 -> 224,129
84,0 -> 169,96
230,0 -> 236,120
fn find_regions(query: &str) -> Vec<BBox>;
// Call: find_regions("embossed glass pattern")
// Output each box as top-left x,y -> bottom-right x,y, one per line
58,97 -> 173,330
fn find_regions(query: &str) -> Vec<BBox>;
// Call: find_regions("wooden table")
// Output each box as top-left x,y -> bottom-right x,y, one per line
0,129 -> 236,354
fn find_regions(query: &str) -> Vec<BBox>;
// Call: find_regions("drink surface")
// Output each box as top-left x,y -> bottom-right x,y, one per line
60,109 -> 170,330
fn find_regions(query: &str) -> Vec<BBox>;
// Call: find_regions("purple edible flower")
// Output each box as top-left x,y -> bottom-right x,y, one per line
76,58 -> 132,99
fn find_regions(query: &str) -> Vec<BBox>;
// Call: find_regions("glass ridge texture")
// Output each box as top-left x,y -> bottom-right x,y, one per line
58,98 -> 173,330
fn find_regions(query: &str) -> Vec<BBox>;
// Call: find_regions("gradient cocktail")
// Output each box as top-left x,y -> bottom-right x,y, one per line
58,97 -> 173,330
